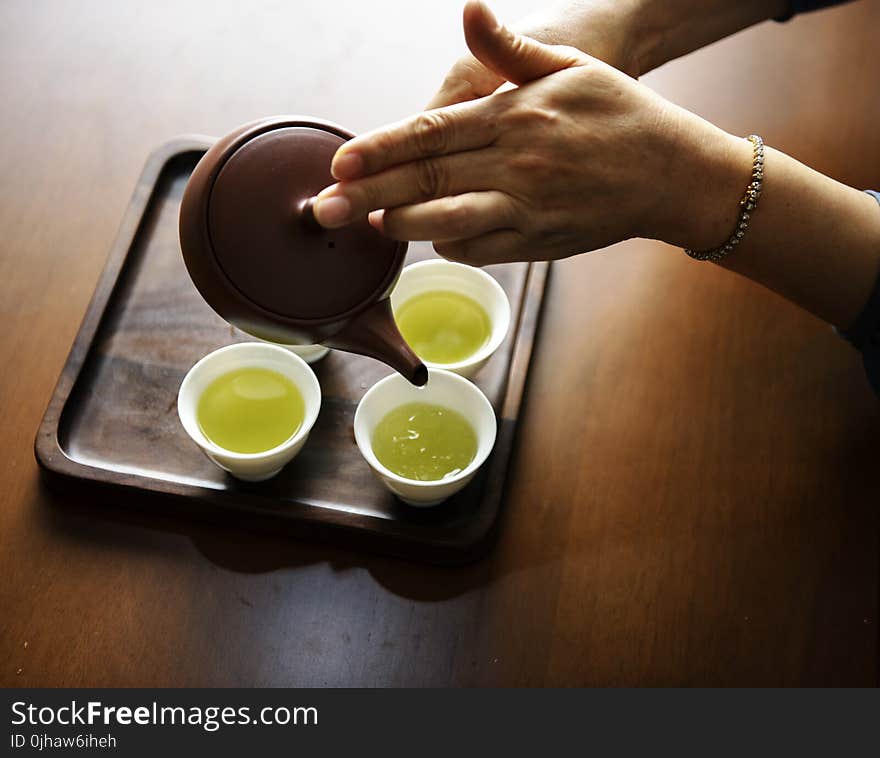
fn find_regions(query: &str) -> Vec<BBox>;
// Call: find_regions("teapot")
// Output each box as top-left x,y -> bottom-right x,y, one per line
179,116 -> 427,385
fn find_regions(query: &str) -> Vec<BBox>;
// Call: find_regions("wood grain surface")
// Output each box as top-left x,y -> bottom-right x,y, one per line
1,0 -> 878,686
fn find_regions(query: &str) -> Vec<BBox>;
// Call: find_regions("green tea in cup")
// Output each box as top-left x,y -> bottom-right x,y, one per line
197,366 -> 304,454
394,291 -> 491,364
371,401 -> 477,481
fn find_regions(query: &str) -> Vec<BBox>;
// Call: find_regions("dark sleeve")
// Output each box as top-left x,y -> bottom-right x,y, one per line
838,191 -> 880,396
776,0 -> 858,21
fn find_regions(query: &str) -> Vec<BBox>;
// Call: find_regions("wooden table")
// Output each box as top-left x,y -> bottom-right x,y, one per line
1,0 -> 877,687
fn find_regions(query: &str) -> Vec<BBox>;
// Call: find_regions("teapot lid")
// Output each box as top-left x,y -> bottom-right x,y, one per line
180,117 -> 405,329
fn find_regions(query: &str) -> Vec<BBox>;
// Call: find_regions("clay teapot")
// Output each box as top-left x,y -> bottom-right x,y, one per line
179,116 -> 427,385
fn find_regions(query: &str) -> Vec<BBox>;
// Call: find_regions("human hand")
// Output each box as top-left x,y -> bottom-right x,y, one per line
313,1 -> 751,265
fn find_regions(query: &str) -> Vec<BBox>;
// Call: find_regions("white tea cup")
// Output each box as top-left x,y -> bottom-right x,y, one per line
178,342 -> 321,481
353,369 -> 497,506
390,259 -> 510,378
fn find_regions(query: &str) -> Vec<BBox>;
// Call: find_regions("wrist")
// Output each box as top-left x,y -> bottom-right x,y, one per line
650,112 -> 754,251
686,129 -> 756,253
513,0 -> 647,77
576,0 -> 649,78
624,0 -> 669,76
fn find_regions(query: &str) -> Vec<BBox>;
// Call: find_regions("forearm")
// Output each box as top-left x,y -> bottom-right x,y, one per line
632,0 -> 790,74
530,0 -> 789,76
673,129 -> 880,329
719,148 -> 880,329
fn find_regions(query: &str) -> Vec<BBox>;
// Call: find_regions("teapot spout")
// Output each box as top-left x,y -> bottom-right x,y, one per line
324,299 -> 428,386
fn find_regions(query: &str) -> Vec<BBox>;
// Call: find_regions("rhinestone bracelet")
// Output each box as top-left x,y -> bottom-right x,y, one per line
684,134 -> 764,262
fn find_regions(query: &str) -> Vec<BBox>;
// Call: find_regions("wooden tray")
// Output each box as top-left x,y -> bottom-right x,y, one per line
35,137 -> 549,563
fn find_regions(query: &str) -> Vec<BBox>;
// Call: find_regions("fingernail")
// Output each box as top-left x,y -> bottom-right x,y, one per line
332,151 -> 363,181
368,209 -> 385,233
315,195 -> 352,227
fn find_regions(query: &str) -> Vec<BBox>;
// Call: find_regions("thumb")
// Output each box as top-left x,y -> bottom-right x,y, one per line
425,55 -> 505,109
462,0 -> 586,86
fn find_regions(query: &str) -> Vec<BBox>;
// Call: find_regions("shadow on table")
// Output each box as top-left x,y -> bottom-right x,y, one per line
33,468 -> 516,603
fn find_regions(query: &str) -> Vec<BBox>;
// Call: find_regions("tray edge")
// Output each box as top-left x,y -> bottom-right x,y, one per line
34,136 -> 216,477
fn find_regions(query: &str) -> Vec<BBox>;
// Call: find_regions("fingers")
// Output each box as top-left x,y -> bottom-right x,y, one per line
425,54 -> 505,110
463,0 -> 586,86
434,228 -> 528,267
376,191 -> 518,242
314,149 -> 504,228
329,98 -> 500,182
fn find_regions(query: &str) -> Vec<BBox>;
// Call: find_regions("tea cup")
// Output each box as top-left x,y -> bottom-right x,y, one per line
390,259 -> 510,378
353,368 -> 497,506
178,342 -> 321,481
